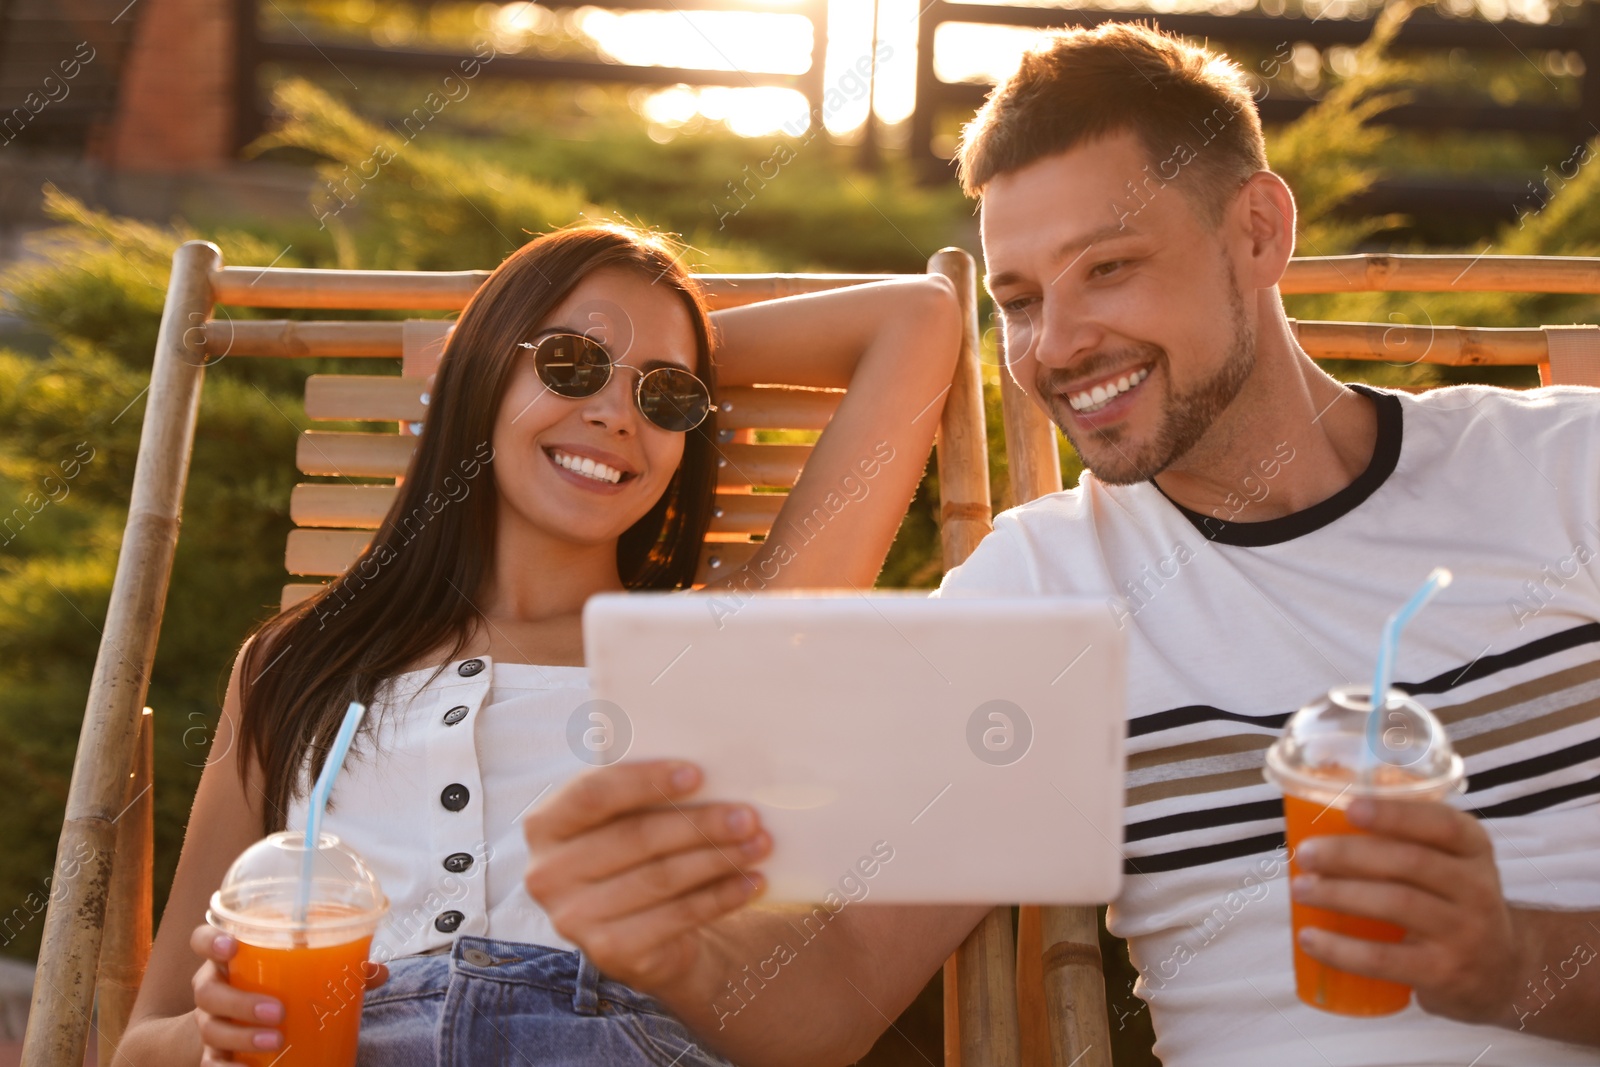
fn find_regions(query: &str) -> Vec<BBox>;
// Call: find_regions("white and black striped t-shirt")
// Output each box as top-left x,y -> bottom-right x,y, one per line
938,384 -> 1600,1067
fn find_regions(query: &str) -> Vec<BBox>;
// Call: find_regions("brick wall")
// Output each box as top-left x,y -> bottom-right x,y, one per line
110,0 -> 234,169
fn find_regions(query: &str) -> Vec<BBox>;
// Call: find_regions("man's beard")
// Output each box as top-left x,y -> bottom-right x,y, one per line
1035,272 -> 1255,487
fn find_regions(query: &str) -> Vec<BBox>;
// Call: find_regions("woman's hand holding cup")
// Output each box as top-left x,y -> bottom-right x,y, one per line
189,922 -> 388,1066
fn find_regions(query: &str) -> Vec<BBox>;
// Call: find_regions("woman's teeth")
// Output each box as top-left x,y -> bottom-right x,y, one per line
1068,366 -> 1150,414
550,450 -> 624,485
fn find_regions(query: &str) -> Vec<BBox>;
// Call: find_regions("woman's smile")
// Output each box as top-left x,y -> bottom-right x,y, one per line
542,442 -> 640,494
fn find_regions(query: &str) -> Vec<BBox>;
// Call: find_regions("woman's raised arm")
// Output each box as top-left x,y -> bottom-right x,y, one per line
709,275 -> 963,591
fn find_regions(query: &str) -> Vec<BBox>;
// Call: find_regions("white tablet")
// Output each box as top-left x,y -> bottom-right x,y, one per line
582,592 -> 1125,904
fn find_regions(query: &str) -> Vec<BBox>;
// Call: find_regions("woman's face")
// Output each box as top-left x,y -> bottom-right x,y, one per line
491,265 -> 702,551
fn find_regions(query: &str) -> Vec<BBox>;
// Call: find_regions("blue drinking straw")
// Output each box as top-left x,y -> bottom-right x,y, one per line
297,701 -> 368,924
1363,568 -> 1452,774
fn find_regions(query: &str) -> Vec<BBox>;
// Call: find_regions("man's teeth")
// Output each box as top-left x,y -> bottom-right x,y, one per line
550,450 -> 624,484
1068,367 -> 1150,413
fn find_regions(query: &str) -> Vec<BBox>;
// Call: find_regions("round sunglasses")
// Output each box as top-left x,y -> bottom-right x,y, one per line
518,332 -> 712,433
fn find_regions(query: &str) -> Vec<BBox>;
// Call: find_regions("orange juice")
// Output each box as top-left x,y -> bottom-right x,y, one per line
1265,686 -> 1464,1016
227,905 -> 375,1067
1284,792 -> 1411,1015
209,832 -> 388,1067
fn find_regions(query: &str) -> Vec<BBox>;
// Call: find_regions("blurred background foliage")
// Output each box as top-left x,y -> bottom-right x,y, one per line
1,1 -> 1596,1061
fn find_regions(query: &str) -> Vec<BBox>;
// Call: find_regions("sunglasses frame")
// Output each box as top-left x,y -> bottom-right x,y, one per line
517,330 -> 712,433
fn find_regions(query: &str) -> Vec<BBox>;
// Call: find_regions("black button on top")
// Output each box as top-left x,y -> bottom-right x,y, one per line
457,658 -> 485,677
440,783 -> 470,811
442,705 -> 469,726
443,852 -> 474,873
434,910 -> 464,933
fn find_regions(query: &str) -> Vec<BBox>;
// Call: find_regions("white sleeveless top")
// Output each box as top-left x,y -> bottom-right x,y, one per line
285,656 -> 591,964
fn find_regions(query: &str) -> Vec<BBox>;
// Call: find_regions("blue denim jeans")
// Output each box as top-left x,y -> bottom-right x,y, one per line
359,936 -> 737,1067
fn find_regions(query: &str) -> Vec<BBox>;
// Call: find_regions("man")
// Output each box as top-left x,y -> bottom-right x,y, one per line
522,23 -> 1600,1066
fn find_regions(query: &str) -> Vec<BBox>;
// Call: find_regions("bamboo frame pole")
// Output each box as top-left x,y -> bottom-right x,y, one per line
955,907 -> 1023,1067
991,371 -> 1108,1067
929,248 -> 995,569
207,254 -> 1600,312
1280,253 -> 1600,295
208,266 -> 893,311
928,247 -> 1018,1067
990,368 -> 1075,1066
1039,906 -> 1112,1067
96,707 -> 154,1063
207,253 -> 1600,314
204,316 -> 1558,366
21,241 -> 220,1067
996,368 -> 1062,508
1290,320 -> 1548,366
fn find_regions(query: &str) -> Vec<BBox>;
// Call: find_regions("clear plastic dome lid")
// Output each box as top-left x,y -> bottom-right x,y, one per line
1264,685 -> 1466,805
208,831 -> 387,948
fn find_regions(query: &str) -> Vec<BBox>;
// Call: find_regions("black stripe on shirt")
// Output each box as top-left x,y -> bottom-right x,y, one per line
1123,737 -> 1600,849
1125,773 -> 1600,875
1124,831 -> 1286,876
1127,622 -> 1600,742
1400,622 -> 1600,698
1469,773 -> 1600,818
1125,798 -> 1284,842
1465,735 -> 1600,793
1129,706 -> 1290,739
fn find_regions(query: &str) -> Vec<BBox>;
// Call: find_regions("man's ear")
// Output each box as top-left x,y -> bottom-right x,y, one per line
1232,171 -> 1296,290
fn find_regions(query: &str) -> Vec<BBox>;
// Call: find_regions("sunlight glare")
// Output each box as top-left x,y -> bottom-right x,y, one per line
579,10 -> 814,74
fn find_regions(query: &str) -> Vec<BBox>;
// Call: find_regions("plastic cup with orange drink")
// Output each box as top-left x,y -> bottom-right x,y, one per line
1264,684 -> 1465,1015
208,830 -> 388,1066
208,701 -> 386,1065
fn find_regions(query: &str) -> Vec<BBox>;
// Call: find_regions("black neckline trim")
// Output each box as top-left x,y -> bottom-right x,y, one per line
1160,384 -> 1401,547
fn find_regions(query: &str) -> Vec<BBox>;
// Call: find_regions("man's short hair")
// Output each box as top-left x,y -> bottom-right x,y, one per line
957,22 -> 1268,223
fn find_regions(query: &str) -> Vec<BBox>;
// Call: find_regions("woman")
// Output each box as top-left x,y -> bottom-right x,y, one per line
119,224 -> 961,1065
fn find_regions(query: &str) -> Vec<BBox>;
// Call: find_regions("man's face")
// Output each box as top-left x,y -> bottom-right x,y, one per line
981,131 -> 1255,485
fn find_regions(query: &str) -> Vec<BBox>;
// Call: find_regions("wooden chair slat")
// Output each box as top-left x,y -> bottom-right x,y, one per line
403,320 -> 454,378
288,483 -> 788,537
297,431 -> 416,478
714,442 -> 811,489
693,540 -> 762,586
719,386 -> 841,430
281,583 -> 325,610
290,484 -> 396,528
285,528 -> 371,576
302,377 -> 841,430
305,375 -> 428,422
296,431 -> 807,488
710,492 -> 786,536
288,533 -> 775,584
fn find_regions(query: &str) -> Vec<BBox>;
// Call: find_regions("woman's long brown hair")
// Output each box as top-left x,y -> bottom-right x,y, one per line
238,225 -> 719,833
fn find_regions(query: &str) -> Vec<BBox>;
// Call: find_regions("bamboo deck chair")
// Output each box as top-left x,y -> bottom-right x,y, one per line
23,244 -> 1600,1067
23,240 -> 1010,1067
1000,253 -> 1600,1067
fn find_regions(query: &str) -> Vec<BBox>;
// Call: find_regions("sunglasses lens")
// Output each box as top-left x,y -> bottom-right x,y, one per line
637,368 -> 711,432
534,334 -> 609,396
